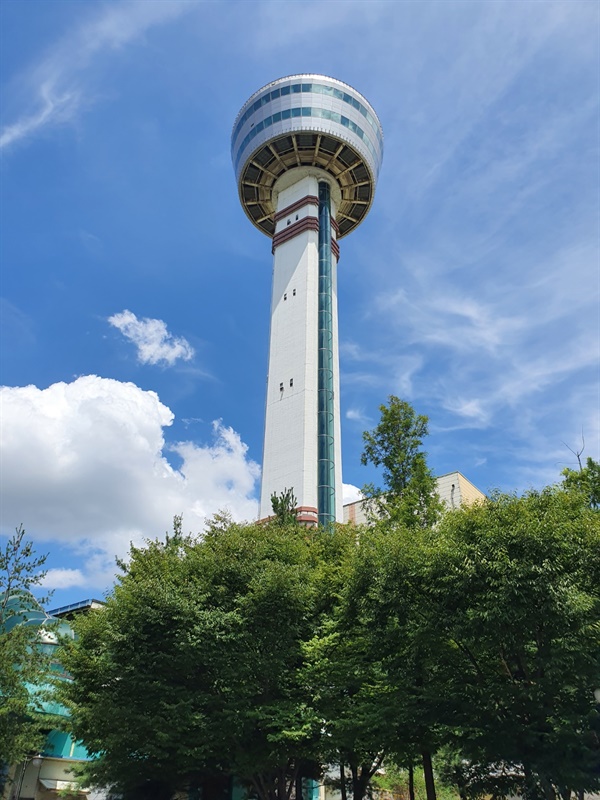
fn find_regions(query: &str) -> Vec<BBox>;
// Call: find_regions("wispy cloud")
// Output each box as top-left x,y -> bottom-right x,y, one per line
1,1 -> 193,151
377,289 -> 524,357
346,408 -> 370,425
0,84 -> 79,150
108,309 -> 194,366
442,397 -> 490,426
341,339 -> 424,399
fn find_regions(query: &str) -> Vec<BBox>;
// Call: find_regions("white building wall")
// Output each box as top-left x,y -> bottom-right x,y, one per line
259,173 -> 343,522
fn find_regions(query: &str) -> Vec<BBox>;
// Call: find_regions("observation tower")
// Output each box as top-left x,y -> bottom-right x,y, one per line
232,75 -> 383,526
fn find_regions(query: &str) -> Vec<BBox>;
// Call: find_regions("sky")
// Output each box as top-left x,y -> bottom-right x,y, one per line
1,0 -> 598,608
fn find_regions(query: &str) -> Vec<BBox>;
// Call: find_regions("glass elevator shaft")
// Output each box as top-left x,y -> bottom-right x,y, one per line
317,181 -> 336,527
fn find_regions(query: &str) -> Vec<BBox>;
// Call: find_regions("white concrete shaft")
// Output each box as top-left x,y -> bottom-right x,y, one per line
260,172 -> 343,522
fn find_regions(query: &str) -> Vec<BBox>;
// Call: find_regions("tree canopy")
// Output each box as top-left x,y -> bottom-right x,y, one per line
59,519 -> 328,800
342,481 -> 600,800
0,527 -> 52,788
562,455 -> 600,510
54,395 -> 600,800
361,395 -> 442,528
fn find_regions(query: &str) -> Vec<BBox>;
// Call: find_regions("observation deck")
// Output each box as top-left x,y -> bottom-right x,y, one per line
232,75 -> 384,238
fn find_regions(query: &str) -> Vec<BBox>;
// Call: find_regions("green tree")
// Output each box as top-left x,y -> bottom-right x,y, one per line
562,456 -> 600,510
361,396 -> 442,528
302,524 -> 396,800
341,523 -> 457,800
342,483 -> 600,800
59,518 -> 324,800
0,526 -> 51,786
271,488 -> 299,526
423,487 -> 600,799
357,396 -> 445,799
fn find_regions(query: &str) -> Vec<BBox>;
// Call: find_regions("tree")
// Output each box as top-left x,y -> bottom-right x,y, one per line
361,396 -> 442,528
0,526 -> 51,786
422,487 -> 600,799
357,397 -> 445,799
341,483 -> 600,800
271,488 -> 299,526
59,518 -> 324,800
562,457 -> 600,510
340,524 -> 457,800
302,524 -> 396,800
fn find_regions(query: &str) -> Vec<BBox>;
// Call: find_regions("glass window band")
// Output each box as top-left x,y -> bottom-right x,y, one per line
234,106 -> 379,172
232,82 -> 383,152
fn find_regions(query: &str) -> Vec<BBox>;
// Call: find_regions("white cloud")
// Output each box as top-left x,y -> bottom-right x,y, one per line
0,376 -> 260,589
346,408 -> 368,423
342,483 -> 363,504
108,309 -> 194,366
0,84 -> 79,150
1,1 -> 193,150
42,568 -> 86,590
442,397 -> 490,426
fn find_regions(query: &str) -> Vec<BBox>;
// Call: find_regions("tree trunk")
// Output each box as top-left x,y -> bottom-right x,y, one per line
421,751 -> 437,800
408,763 -> 415,800
351,764 -> 369,800
539,776 -> 556,800
340,763 -> 347,800
341,758 -> 382,800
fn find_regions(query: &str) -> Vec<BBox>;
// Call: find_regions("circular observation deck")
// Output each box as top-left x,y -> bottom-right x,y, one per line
232,75 -> 383,238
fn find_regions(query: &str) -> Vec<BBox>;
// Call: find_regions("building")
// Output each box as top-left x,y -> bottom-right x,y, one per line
231,75 -> 384,526
0,593 -> 106,800
343,471 -> 486,525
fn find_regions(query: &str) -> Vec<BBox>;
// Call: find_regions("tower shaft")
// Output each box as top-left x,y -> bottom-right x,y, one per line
260,172 -> 343,523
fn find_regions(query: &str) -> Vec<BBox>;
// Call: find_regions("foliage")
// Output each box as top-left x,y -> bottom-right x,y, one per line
361,396 -> 442,528
302,524 -> 394,800
428,487 -> 600,798
0,526 -> 51,779
56,448 -> 600,800
59,518 -> 325,800
350,486 -> 600,800
562,457 -> 600,510
372,761 -> 458,800
271,488 -> 299,526
340,523 -> 457,800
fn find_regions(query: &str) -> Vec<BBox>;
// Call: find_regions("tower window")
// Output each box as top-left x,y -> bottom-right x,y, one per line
279,382 -> 283,391
295,214 -> 299,220
287,219 -> 291,226
290,378 -> 294,387
292,289 -> 296,296
284,293 -> 287,301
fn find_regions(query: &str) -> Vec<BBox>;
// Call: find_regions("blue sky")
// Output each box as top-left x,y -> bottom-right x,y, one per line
1,0 -> 598,607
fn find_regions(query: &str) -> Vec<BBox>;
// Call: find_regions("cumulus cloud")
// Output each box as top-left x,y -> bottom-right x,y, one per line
0,376 -> 260,589
108,309 -> 194,366
342,483 -> 363,504
42,568 -> 86,590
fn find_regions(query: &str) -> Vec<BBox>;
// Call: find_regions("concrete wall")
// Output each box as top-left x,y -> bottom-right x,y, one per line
342,471 -> 486,524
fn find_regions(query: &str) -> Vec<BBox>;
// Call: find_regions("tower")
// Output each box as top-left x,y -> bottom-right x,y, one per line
232,75 -> 383,526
